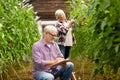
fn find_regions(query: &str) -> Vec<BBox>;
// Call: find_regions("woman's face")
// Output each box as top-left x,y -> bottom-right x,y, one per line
59,13 -> 66,21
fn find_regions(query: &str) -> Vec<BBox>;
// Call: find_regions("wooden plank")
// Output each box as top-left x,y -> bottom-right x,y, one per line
33,1 -> 65,4
31,0 -> 69,20
33,0 -> 66,2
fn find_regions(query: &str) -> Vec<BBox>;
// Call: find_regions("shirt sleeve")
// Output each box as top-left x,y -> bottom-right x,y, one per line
32,44 -> 45,67
55,22 -> 68,35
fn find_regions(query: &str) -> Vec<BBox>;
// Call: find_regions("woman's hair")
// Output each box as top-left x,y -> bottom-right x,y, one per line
55,9 -> 65,19
44,25 -> 57,33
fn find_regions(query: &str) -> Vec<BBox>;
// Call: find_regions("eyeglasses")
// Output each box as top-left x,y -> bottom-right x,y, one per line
48,32 -> 57,37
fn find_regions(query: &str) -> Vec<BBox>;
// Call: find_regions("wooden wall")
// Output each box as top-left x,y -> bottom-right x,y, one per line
31,0 -> 69,20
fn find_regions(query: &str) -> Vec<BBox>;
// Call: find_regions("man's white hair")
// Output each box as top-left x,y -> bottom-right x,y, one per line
44,25 -> 57,33
55,9 -> 65,19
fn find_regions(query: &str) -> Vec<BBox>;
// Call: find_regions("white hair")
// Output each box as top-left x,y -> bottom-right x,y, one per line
55,9 -> 65,19
44,25 -> 57,33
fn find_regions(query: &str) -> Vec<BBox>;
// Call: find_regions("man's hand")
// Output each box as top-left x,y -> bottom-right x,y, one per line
55,58 -> 65,63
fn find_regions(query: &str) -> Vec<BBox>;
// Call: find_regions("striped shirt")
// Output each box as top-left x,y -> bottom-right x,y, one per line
32,39 -> 64,77
55,21 -> 74,46
55,21 -> 68,45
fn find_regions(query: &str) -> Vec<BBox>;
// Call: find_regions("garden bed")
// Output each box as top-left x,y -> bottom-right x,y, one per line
2,59 -> 105,80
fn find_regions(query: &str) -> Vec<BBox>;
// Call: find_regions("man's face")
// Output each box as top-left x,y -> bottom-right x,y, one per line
46,30 -> 57,43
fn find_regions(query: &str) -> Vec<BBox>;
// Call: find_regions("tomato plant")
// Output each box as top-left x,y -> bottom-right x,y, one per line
68,0 -> 120,79
0,0 -> 39,78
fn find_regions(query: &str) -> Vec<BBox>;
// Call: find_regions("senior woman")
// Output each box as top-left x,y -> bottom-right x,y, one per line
55,9 -> 76,59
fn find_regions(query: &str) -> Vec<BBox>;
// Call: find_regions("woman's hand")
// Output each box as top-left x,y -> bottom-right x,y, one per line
67,19 -> 76,29
70,19 -> 76,25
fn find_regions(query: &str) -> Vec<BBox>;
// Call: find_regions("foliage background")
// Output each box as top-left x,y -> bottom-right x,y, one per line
0,0 -> 39,77
68,0 -> 120,79
0,0 -> 120,79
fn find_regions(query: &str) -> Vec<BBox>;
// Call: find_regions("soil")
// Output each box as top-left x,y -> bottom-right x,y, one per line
1,59 -> 104,80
